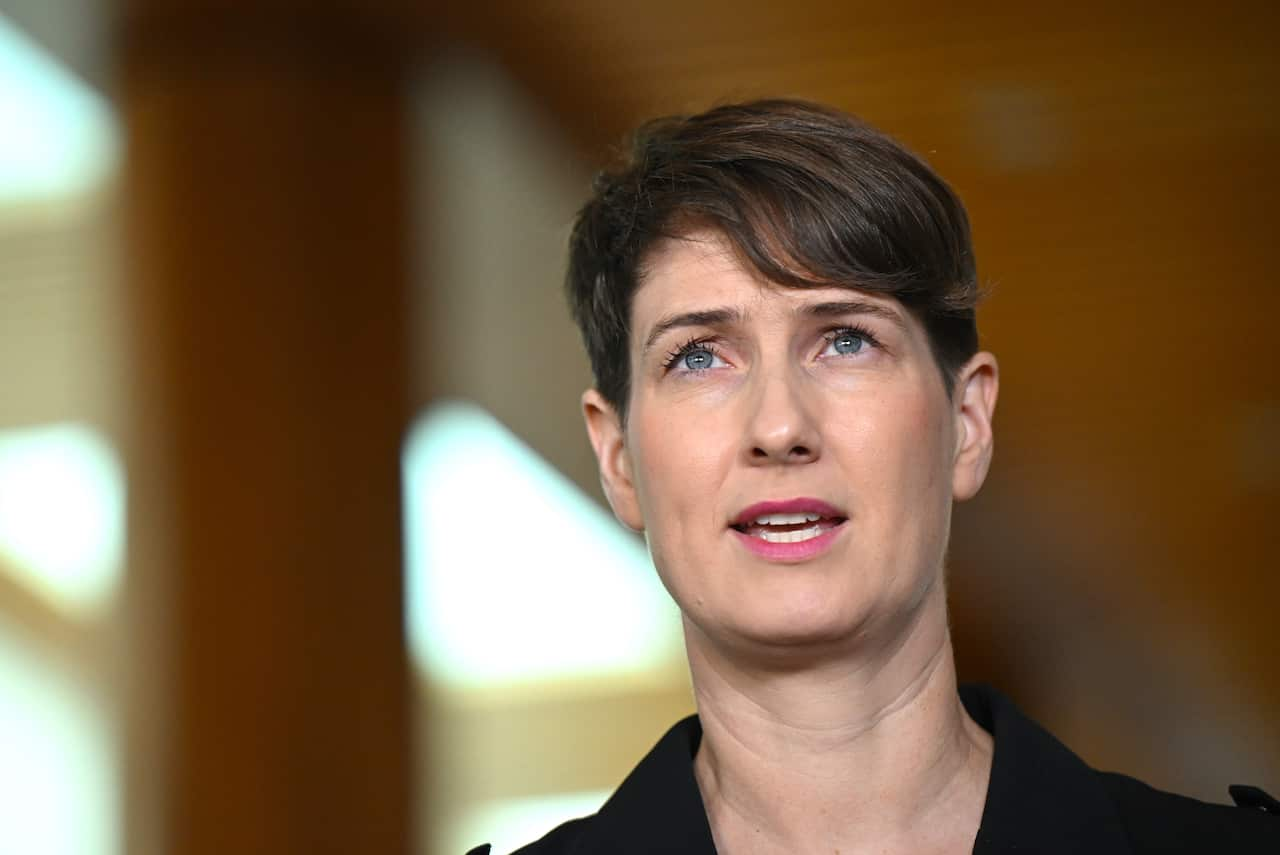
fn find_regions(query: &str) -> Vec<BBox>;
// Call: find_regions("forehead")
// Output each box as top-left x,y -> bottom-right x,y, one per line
636,231 -> 756,306
632,230 -> 915,336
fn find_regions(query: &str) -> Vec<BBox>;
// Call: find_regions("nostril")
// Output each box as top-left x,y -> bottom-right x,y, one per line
750,443 -> 816,461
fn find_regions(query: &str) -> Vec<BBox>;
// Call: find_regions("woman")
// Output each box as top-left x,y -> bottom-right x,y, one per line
470,100 -> 1277,854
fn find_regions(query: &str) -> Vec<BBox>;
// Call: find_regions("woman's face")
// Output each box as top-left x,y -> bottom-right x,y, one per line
584,231 -> 997,658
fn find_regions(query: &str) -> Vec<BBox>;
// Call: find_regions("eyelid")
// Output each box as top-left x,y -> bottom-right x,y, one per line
818,324 -> 883,356
660,324 -> 882,373
662,335 -> 726,373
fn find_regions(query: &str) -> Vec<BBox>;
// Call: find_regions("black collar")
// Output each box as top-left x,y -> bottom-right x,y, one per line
567,684 -> 1132,854
961,683 -> 1131,853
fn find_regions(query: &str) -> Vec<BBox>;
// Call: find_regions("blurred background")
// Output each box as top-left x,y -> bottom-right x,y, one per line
0,1 -> 1275,853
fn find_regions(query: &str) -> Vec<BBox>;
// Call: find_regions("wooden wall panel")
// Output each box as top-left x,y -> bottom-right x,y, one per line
118,3 -> 420,851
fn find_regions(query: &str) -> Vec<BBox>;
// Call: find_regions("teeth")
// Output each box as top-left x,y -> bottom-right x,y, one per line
757,525 -> 824,543
754,512 -> 821,526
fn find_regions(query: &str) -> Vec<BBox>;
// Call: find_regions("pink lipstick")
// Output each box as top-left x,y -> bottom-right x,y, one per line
729,498 -> 847,562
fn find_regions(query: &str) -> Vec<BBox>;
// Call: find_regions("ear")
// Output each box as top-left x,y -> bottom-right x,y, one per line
582,388 -> 645,532
950,352 -> 999,501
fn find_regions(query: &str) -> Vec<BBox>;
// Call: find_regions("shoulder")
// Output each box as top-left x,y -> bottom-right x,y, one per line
1098,771 -> 1280,853
464,715 -> 712,855
464,815 -> 595,855
512,816 -> 594,854
960,683 -> 1279,854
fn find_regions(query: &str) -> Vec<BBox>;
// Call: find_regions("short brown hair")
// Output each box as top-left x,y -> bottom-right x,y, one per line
566,99 -> 980,418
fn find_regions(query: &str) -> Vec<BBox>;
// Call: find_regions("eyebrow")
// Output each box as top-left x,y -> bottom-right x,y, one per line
799,300 -> 908,330
642,307 -> 745,354
641,299 -> 906,354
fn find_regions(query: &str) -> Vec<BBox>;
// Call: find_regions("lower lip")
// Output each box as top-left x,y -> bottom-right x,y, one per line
730,523 -> 845,562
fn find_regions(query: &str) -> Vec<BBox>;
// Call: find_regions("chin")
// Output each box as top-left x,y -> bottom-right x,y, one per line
714,595 -> 871,656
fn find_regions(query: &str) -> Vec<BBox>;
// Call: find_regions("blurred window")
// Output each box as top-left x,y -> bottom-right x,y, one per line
0,13 -> 122,855
402,401 -> 682,853
403,401 -> 680,689
0,15 -> 116,204
0,424 -> 124,618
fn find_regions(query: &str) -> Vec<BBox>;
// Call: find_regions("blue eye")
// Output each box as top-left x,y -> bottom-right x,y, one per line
828,330 -> 865,355
664,338 -> 725,373
682,348 -> 716,370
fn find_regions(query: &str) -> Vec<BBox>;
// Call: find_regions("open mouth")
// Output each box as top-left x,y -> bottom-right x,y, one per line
730,511 -> 847,544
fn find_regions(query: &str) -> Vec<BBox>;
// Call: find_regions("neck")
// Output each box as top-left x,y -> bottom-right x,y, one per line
688,586 -> 992,855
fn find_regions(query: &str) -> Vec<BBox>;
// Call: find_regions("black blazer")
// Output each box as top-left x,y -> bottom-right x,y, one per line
468,684 -> 1279,854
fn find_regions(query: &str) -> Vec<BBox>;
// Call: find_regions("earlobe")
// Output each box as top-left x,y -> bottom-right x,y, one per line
582,389 -> 645,532
951,352 -> 999,501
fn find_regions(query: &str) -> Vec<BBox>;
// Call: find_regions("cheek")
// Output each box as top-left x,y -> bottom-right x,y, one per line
902,389 -> 953,492
627,399 -> 732,573
629,403 -> 726,518
838,386 -> 953,535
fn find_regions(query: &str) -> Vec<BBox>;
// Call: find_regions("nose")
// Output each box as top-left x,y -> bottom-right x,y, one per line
743,363 -> 821,465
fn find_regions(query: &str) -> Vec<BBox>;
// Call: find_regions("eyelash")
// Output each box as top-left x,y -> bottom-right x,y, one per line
821,324 -> 882,354
661,325 -> 882,373
662,336 -> 722,372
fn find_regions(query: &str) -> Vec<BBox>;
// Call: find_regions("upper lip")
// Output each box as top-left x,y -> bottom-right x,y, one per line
730,498 -> 847,528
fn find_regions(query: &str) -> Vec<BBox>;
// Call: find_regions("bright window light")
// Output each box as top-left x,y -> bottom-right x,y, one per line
403,402 -> 681,688
0,620 -> 119,855
0,423 -> 125,617
0,14 -> 118,203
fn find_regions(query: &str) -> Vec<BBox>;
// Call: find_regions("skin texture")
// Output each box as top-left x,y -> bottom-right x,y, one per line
583,230 -> 1000,854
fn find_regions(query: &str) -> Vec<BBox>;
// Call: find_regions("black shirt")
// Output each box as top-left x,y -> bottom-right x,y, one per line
469,684 -> 1278,854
